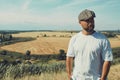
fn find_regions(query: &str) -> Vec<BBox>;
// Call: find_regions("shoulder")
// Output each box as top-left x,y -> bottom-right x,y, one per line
70,32 -> 81,41
95,32 -> 111,45
94,31 -> 108,40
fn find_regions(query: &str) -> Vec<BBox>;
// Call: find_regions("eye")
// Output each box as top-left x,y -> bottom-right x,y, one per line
84,20 -> 89,23
85,19 -> 94,23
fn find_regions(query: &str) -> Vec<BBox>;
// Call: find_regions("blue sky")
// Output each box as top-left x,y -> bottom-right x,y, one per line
0,0 -> 120,30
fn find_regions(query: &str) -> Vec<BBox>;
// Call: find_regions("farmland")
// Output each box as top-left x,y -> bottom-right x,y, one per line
2,64 -> 120,80
0,31 -> 120,80
1,31 -> 120,54
0,31 -> 74,54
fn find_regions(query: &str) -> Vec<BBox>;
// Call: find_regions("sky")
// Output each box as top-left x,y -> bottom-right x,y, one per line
0,0 -> 120,31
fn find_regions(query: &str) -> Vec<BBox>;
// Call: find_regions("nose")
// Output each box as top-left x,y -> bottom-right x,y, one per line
88,23 -> 94,30
88,23 -> 92,26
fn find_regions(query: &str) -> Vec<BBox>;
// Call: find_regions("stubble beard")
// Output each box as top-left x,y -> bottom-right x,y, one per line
84,25 -> 95,33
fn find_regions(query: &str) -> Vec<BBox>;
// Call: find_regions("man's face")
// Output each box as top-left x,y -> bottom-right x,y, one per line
80,18 -> 95,32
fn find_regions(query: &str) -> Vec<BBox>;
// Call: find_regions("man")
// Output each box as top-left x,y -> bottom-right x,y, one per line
66,9 -> 113,80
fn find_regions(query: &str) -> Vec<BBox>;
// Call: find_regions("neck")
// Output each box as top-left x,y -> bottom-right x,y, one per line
82,30 -> 95,35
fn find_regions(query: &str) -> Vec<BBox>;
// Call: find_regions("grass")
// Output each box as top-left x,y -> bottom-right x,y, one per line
0,40 -> 120,80
2,64 -> 120,80
108,64 -> 120,80
2,72 -> 68,80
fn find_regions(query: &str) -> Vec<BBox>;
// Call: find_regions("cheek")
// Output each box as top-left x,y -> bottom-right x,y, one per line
80,21 -> 88,27
81,23 -> 88,27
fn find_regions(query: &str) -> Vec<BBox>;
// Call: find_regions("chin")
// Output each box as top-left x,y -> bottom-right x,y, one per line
87,29 -> 94,32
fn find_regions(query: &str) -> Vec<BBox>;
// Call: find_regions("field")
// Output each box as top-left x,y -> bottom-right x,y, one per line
1,31 -> 120,54
0,31 -> 120,80
2,64 -> 120,80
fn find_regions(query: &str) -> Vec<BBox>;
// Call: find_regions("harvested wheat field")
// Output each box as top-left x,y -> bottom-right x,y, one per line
109,38 -> 120,48
0,32 -> 73,54
1,32 -> 120,54
1,37 -> 70,54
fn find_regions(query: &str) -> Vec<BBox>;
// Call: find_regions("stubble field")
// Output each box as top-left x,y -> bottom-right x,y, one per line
0,31 -> 120,80
1,31 -> 120,54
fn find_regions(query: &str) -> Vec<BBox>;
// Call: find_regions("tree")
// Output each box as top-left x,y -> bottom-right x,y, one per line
26,50 -> 31,56
25,50 -> 31,60
58,49 -> 66,60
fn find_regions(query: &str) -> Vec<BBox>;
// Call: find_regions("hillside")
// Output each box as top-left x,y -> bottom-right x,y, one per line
1,32 -> 120,54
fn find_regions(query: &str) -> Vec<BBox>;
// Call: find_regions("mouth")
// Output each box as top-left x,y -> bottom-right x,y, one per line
85,25 -> 94,32
89,25 -> 94,29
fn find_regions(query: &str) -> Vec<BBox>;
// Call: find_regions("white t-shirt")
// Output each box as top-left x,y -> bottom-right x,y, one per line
67,31 -> 113,80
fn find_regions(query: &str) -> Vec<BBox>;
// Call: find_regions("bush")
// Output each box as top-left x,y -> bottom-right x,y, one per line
112,47 -> 120,58
25,50 -> 31,56
58,49 -> 66,60
112,47 -> 120,65
103,32 -> 116,38
43,34 -> 47,37
0,34 -> 12,41
0,50 -> 7,55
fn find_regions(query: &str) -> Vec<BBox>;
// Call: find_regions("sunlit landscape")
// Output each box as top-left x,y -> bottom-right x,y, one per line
0,30 -> 120,80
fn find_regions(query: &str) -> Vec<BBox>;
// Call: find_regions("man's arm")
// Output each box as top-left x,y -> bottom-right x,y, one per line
100,61 -> 111,80
66,57 -> 73,80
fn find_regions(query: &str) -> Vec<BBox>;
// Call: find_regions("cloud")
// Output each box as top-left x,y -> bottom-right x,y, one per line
0,0 -> 119,30
53,0 -> 96,10
21,0 -> 32,11
0,10 -> 77,27
43,0 -> 59,3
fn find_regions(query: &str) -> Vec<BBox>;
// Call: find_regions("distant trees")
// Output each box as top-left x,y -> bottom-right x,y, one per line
102,32 -> 116,38
0,34 -> 12,42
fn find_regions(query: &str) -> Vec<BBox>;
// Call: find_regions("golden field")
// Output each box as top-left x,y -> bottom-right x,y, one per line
0,31 -> 120,54
0,31 -> 120,80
